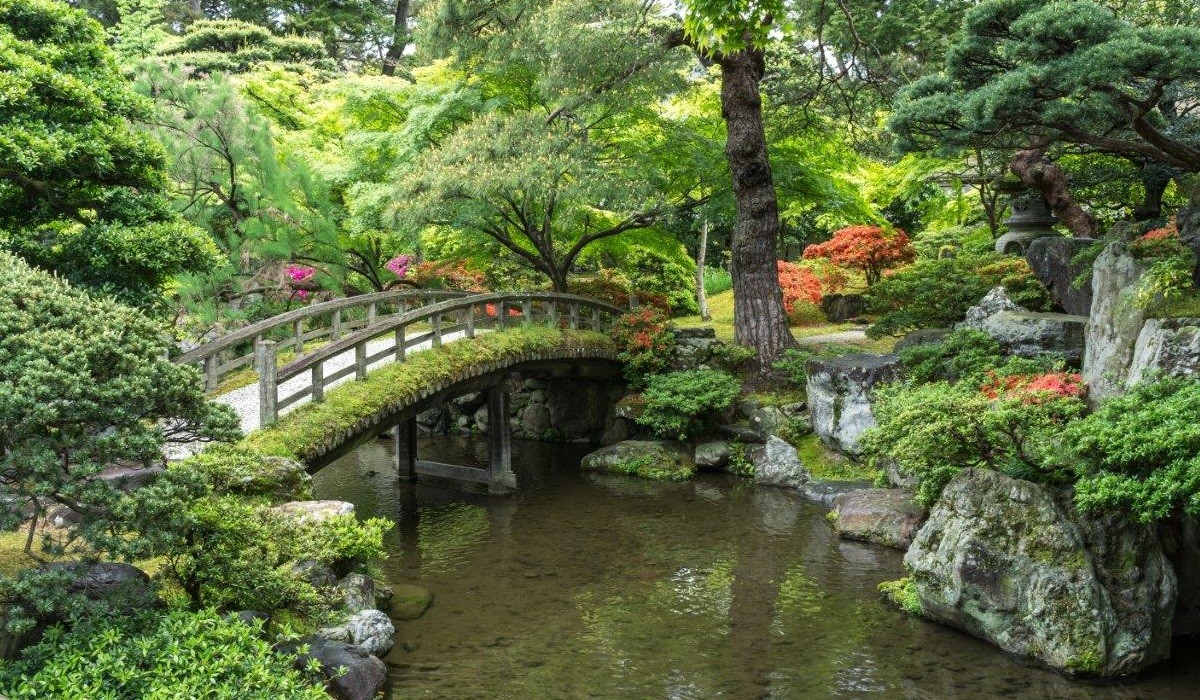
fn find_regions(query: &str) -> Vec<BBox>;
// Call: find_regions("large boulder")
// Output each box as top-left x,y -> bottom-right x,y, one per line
806,353 -> 902,455
821,293 -> 867,322
748,436 -> 810,489
338,573 -> 376,613
580,440 -> 695,481
693,441 -> 731,470
1026,236 -> 1097,316
894,328 -> 950,354
39,562 -> 161,617
1083,243 -> 1148,407
905,468 -> 1175,676
281,637 -> 386,700
959,287 -> 1086,363
830,488 -> 925,550
345,609 -> 395,657
1127,317 -> 1200,386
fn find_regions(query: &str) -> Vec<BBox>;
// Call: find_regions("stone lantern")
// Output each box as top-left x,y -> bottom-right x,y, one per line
994,181 -> 1060,255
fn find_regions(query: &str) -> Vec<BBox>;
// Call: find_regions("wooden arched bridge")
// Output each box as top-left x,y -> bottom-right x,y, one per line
175,290 -> 627,493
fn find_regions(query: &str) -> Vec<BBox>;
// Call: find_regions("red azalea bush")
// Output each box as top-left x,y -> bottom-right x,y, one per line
777,261 -> 824,312
569,274 -> 671,314
407,260 -> 487,292
802,225 -> 916,286
611,307 -> 676,387
484,303 -> 522,318
1140,223 -> 1178,243
980,371 -> 1086,404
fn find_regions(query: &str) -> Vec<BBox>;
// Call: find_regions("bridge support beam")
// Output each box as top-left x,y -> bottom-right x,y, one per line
395,417 -> 417,482
487,385 -> 517,495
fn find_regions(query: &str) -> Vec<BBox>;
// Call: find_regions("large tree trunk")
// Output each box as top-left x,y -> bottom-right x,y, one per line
382,0 -> 411,77
716,48 -> 795,367
1010,149 -> 1098,237
696,216 -> 711,321
1133,163 -> 1171,222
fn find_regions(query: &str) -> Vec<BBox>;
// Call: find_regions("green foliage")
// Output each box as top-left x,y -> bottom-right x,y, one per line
772,348 -> 817,387
0,0 -> 219,307
866,253 -> 1049,337
610,308 -> 677,389
158,19 -> 333,73
1067,378 -> 1200,522
910,226 -> 993,260
0,251 -> 239,541
861,381 -> 1085,506
173,445 -> 311,501
247,327 -> 615,461
0,610 -> 328,699
296,514 -> 390,578
878,577 -> 922,616
728,442 -> 753,478
636,369 -> 741,441
702,266 -> 733,296
899,329 -> 1004,384
625,247 -> 699,316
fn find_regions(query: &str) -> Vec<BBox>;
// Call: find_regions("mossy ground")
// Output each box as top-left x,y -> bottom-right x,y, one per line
795,434 -> 877,482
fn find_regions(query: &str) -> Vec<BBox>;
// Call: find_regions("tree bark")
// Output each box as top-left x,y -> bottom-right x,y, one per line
1133,163 -> 1171,222
1010,149 -> 1098,237
696,216 -> 711,321
382,0 -> 411,77
716,48 -> 795,367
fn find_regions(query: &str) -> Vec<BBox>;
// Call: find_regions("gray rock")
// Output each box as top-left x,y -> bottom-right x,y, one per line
974,310 -> 1087,364
673,326 -> 716,340
798,479 -> 872,507
580,440 -> 695,481
821,293 -> 867,322
905,468 -> 1175,676
99,464 -> 164,492
339,573 -> 376,613
961,287 -> 1025,328
391,583 -> 433,620
749,405 -> 788,439
1083,243 -> 1148,407
714,423 -> 767,444
315,625 -> 351,643
894,328 -> 950,354
830,488 -> 925,549
271,500 -> 354,524
291,560 -> 338,588
473,404 -> 489,433
517,403 -> 552,437
346,609 -> 395,657
1127,318 -> 1200,386
546,379 -> 611,441
599,417 -> 635,445
1026,236 -> 1096,315
281,637 -> 386,700
694,441 -> 731,470
229,610 -> 270,631
806,353 -> 902,454
749,436 -> 810,489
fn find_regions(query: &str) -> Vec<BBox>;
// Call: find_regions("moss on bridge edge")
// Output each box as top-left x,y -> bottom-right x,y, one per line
244,327 -> 617,462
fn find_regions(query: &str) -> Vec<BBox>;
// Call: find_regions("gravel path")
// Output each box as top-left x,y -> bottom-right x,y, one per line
795,328 -> 868,345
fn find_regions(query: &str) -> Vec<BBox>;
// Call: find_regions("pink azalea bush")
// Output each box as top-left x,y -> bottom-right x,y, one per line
386,254 -> 413,278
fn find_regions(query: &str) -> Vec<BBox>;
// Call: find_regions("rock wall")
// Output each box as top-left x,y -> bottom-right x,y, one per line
1127,317 -> 1200,386
1082,243 -> 1148,406
905,468 -> 1175,677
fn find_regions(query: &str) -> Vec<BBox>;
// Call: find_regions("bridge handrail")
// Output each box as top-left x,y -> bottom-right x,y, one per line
176,289 -> 471,391
253,291 -> 625,425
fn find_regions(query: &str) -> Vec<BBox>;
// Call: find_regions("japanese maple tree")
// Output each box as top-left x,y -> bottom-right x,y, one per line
802,226 -> 916,286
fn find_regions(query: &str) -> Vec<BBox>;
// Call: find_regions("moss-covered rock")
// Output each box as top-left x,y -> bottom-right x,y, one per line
904,468 -> 1175,677
389,583 -> 433,621
830,488 -> 925,550
580,440 -> 695,481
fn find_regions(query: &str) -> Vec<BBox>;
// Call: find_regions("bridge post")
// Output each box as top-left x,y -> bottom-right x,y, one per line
466,305 -> 475,338
431,313 -> 442,348
395,417 -> 418,482
569,303 -> 579,330
486,385 -> 517,495
256,340 -> 278,425
204,353 -> 220,393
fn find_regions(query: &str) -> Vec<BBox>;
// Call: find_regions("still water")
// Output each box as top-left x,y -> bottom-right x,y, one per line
314,436 -> 1200,699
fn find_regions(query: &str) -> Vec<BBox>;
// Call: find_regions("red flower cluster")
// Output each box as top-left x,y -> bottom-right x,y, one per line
408,260 -> 487,292
777,261 -> 824,313
1140,224 -> 1178,242
484,303 -> 522,318
980,371 -> 1086,404
613,308 -> 669,351
802,225 -> 916,286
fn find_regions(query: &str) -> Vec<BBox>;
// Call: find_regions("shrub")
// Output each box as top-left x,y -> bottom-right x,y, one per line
910,226 -> 993,259
407,259 -> 487,291
899,328 -> 1004,384
1067,378 -> 1200,522
771,348 -> 817,386
777,261 -> 824,312
636,369 -> 741,440
861,381 -> 1085,506
980,371 -> 1085,403
702,266 -> 733,296
569,272 -> 671,314
626,248 -> 699,316
866,253 -> 1050,337
0,610 -> 327,700
610,308 -> 677,388
787,301 -> 827,326
802,225 -> 916,286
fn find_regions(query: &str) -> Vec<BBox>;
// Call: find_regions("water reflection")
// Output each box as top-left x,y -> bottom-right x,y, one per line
313,436 -> 1200,699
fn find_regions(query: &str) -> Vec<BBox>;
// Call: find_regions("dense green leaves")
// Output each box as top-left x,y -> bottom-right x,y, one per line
636,369 -> 741,440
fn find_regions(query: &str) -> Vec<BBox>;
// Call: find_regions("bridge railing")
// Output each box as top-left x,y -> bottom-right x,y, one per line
175,289 -> 470,392
253,292 -> 625,425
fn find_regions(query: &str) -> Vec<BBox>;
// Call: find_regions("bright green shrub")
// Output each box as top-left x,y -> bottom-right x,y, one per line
899,329 -> 1004,384
1067,378 -> 1200,522
702,266 -> 733,296
911,226 -> 993,259
0,610 -> 327,700
636,369 -> 741,440
861,381 -> 1085,506
772,348 -> 817,386
626,248 -> 699,316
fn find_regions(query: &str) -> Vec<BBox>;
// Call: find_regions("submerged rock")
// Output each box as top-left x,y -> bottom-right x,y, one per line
281,637 -> 386,700
904,468 -> 1175,676
580,440 -> 695,481
806,353 -> 902,455
391,583 -> 434,621
830,488 -> 925,550
748,436 -> 810,489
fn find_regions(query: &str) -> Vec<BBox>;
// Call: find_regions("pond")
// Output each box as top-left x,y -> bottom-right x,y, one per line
314,436 -> 1200,699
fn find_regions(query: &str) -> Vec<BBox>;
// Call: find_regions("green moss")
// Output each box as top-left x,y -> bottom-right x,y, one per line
606,454 -> 695,481
795,434 -> 877,482
878,577 -> 922,616
245,327 -> 615,461
824,510 -> 839,524
1066,649 -> 1102,674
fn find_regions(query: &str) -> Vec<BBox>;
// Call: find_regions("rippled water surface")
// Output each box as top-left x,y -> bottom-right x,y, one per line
314,436 -> 1200,699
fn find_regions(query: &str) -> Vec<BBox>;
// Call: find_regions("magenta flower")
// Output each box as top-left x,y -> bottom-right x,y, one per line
285,264 -> 316,283
296,289 -> 310,300
385,254 -> 413,278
